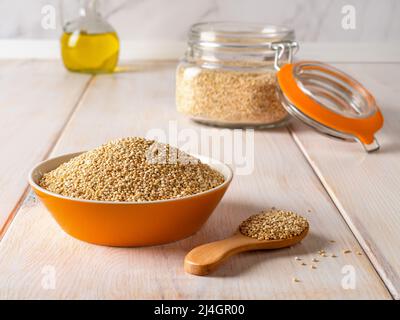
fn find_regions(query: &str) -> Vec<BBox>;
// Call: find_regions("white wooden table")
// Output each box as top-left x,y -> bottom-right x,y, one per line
0,60 -> 398,299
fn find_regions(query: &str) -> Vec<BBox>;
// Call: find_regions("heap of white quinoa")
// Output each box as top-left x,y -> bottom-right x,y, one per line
39,137 -> 225,202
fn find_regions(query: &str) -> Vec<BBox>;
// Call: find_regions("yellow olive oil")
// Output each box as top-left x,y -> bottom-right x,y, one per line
61,31 -> 119,73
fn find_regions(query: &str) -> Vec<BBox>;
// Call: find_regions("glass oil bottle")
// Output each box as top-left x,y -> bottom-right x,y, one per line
61,0 -> 119,73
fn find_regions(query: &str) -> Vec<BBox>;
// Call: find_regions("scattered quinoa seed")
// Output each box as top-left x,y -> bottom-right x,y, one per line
331,254 -> 337,258
295,257 -> 302,261
357,251 -> 363,256
318,250 -> 328,257
312,258 -> 319,263
292,277 -> 301,283
310,265 -> 317,269
39,137 -> 225,202
239,209 -> 309,241
329,240 -> 336,243
343,249 -> 352,254
301,262 -> 307,266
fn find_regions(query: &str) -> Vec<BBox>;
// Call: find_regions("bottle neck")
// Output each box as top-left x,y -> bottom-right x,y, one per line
80,0 -> 99,18
63,0 -> 114,34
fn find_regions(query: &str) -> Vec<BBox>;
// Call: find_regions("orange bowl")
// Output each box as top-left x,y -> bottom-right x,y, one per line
29,152 -> 233,247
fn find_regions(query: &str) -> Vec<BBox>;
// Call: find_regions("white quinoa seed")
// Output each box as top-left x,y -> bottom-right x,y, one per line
239,209 -> 309,241
176,66 -> 288,125
39,137 -> 225,202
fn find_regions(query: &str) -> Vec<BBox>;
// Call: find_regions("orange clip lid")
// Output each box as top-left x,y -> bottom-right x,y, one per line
277,61 -> 384,152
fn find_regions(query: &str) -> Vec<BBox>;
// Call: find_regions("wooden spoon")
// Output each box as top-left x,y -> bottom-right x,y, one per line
184,226 -> 309,276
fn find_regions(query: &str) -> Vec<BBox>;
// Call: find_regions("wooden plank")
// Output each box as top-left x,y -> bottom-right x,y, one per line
0,60 -> 91,235
0,62 -> 390,299
289,63 -> 400,299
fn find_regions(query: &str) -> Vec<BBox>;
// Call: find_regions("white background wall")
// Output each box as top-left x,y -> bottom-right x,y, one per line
1,0 -> 399,42
1,0 -> 399,60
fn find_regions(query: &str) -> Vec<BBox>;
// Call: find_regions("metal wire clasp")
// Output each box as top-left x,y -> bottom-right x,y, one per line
271,41 -> 299,71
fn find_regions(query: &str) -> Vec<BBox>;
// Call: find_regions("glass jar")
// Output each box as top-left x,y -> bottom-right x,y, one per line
60,0 -> 120,73
176,22 -> 298,128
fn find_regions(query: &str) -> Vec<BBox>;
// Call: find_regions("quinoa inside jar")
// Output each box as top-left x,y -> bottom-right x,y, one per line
176,22 -> 298,128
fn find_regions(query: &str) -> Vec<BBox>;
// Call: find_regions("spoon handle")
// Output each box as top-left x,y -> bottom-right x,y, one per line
184,233 -> 252,276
